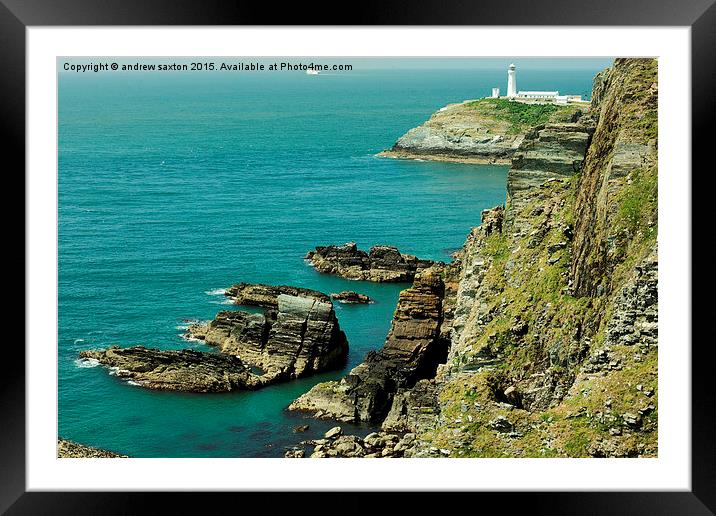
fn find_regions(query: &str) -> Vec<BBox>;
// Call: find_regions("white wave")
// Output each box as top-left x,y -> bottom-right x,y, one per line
210,299 -> 234,305
179,333 -> 204,343
126,380 -> 141,386
74,358 -> 99,368
73,338 -> 85,344
175,324 -> 191,330
205,288 -> 226,296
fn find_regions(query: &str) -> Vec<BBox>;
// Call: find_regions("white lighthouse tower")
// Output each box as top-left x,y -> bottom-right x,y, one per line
507,63 -> 517,98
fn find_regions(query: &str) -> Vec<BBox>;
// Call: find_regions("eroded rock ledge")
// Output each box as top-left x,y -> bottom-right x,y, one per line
305,242 -> 437,282
79,346 -> 260,392
82,284 -> 348,392
288,265 -> 456,423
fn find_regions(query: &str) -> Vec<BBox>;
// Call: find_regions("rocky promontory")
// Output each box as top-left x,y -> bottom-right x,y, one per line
58,438 -> 128,458
83,283 -> 348,391
288,265 -> 455,423
379,98 -> 584,164
305,242 -> 437,282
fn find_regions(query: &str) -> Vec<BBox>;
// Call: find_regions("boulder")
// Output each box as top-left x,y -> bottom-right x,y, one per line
331,291 -> 372,304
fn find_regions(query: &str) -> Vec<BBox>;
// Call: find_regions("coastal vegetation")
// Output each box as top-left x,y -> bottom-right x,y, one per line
463,98 -> 581,134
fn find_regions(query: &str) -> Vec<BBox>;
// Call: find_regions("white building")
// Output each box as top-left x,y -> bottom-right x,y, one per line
492,64 -> 586,104
507,63 -> 517,98
517,91 -> 559,101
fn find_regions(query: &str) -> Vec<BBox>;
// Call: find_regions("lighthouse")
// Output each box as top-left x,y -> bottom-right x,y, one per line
507,63 -> 517,98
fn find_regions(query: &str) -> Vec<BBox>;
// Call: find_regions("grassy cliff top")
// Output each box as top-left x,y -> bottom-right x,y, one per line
462,98 -> 585,134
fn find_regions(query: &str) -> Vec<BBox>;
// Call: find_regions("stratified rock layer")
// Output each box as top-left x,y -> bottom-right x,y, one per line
379,98 -> 584,164
187,293 -> 348,380
288,266 -> 454,423
305,242 -> 436,282
79,346 -> 258,392
84,285 -> 348,391
225,283 -> 330,308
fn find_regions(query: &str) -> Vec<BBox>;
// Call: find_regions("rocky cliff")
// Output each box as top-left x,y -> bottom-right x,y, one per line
379,98 -> 584,164
291,58 -> 658,458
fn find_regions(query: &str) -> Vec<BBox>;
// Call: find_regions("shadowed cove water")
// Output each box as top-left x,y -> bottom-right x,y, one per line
59,63 -> 603,457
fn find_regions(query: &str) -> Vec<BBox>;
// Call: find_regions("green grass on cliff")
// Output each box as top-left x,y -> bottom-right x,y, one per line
463,98 -> 581,134
615,166 -> 658,241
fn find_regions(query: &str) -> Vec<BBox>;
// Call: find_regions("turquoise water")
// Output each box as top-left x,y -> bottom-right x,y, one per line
58,61 -> 604,457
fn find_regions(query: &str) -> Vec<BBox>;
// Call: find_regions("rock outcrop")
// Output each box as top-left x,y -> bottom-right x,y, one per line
288,265 -> 453,423
305,242 -> 436,282
224,283 -> 330,308
331,291 -> 372,304
379,98 -> 584,164
187,294 -> 348,380
85,284 -> 348,390
79,346 -> 259,392
290,428 -> 423,458
508,122 -> 594,212
58,439 -> 128,458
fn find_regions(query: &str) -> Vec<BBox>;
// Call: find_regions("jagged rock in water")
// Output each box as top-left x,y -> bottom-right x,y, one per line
58,439 -> 128,458
224,282 -> 330,308
78,346 -> 260,392
331,291 -> 372,304
186,294 -> 348,380
305,242 -> 437,282
288,266 -> 451,423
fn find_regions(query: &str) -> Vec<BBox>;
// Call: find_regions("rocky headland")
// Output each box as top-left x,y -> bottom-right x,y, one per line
291,58 -> 659,458
305,242 -> 437,282
378,97 -> 584,164
58,438 -> 128,458
81,284 -> 348,391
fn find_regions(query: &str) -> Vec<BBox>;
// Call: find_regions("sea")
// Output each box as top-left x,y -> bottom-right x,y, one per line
58,59 -> 609,457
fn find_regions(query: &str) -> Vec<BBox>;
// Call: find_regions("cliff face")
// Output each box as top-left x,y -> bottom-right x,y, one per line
396,58 -> 658,458
293,58 -> 659,459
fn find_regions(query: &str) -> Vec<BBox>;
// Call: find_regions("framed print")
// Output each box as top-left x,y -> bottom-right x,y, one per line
5,0 -> 711,512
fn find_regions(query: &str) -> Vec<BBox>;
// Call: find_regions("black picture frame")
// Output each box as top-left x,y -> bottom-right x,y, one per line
4,0 -> 710,513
